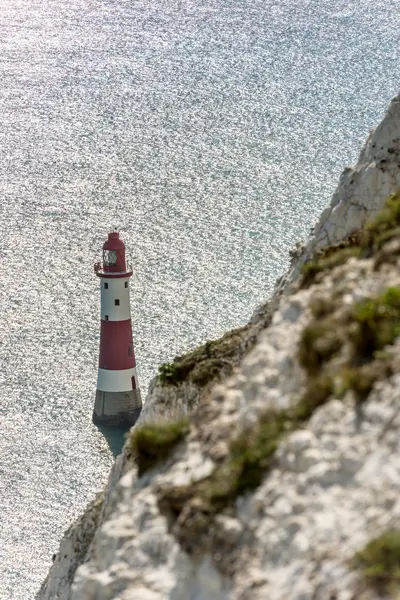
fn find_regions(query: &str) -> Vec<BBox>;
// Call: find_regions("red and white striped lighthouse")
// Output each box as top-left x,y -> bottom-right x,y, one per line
92,231 -> 142,427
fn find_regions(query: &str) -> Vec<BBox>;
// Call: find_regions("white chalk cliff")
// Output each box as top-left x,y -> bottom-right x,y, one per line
37,95 -> 400,600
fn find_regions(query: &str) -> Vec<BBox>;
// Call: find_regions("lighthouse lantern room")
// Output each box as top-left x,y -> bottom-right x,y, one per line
93,231 -> 142,427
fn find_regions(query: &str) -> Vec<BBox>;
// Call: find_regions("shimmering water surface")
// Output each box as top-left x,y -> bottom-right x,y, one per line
0,0 -> 399,596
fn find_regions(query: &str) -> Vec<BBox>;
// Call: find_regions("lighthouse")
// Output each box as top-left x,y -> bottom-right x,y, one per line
93,231 -> 142,427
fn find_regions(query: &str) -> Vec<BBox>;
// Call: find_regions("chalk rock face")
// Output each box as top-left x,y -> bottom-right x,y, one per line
283,94 -> 400,287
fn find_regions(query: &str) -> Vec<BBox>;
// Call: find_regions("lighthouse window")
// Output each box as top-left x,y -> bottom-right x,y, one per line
115,299 -> 120,306
103,250 -> 117,266
124,282 -> 128,288
104,282 -> 108,289
105,315 -> 109,321
128,344 -> 133,357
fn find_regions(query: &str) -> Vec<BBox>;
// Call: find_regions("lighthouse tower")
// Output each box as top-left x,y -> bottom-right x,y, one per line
93,231 -> 142,427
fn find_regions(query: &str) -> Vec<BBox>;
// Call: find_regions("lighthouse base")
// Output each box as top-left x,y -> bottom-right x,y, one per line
93,389 -> 142,427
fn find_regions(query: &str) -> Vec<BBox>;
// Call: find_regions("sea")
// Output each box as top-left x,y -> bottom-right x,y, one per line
0,0 -> 399,597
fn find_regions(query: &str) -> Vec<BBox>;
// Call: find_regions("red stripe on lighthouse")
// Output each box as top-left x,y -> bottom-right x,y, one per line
99,319 -> 136,370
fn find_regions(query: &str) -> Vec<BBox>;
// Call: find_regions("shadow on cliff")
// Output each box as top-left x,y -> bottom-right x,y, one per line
96,425 -> 129,458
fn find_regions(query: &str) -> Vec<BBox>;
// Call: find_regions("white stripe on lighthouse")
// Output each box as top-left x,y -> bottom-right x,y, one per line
100,277 -> 131,321
97,367 -> 139,392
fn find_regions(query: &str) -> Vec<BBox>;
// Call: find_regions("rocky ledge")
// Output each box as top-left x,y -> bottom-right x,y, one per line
38,95 -> 400,600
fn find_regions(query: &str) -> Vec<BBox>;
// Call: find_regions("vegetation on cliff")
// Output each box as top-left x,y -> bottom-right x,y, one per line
353,530 -> 400,595
158,325 -> 251,387
298,285 -> 400,403
128,418 -> 190,475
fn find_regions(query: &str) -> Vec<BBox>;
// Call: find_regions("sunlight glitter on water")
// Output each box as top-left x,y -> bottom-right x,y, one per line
0,0 -> 399,596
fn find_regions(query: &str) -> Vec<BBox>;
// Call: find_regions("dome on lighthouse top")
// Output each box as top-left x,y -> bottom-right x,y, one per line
103,231 -> 125,251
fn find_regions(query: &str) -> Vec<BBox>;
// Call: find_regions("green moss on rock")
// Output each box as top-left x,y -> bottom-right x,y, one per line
190,358 -> 228,386
129,418 -> 190,476
158,326 -> 249,387
350,287 -> 400,361
353,530 -> 400,594
298,283 -> 400,405
159,290 -> 399,557
298,320 -> 343,375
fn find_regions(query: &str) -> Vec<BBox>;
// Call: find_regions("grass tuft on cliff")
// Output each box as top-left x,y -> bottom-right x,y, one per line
129,418 -> 190,476
350,287 -> 400,360
158,325 -> 250,387
298,321 -> 343,374
353,530 -> 400,594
